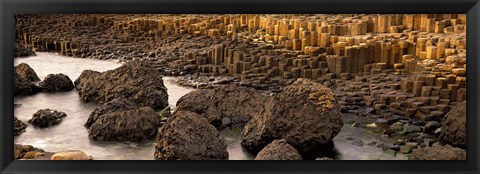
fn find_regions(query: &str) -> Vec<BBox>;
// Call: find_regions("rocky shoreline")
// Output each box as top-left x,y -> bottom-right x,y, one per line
14,14 -> 467,160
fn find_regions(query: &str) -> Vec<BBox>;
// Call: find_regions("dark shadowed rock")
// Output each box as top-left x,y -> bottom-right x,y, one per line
14,116 -> 27,136
439,101 -> 466,149
28,109 -> 67,128
74,70 -> 99,90
175,85 -> 268,128
409,143 -> 466,160
254,139 -> 302,160
88,106 -> 161,142
85,99 -> 139,128
154,111 -> 228,160
14,71 -> 40,96
14,42 -> 36,58
15,63 -> 40,81
76,60 -> 169,110
242,78 -> 343,159
39,73 -> 75,92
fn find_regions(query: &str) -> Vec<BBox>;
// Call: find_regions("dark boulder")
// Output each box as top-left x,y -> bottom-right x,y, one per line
85,98 -> 139,128
439,101 -> 466,149
242,78 -> 343,159
254,139 -> 302,160
14,71 -> 40,96
175,85 -> 269,128
28,109 -> 67,128
88,106 -> 161,142
14,116 -> 27,136
74,70 -> 99,90
14,42 -> 36,58
154,111 -> 228,160
76,60 -> 169,110
15,63 -> 40,82
39,73 -> 75,92
409,143 -> 466,160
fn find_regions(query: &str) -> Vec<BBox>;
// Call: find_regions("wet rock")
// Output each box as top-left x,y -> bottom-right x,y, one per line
14,71 -> 40,96
439,101 -> 466,149
14,116 -> 27,136
367,141 -> 377,146
424,121 -> 441,133
14,42 -> 36,58
51,150 -> 93,160
409,143 -> 466,160
175,85 -> 268,128
39,73 -> 74,92
15,63 -> 40,81
77,60 -> 169,110
74,70 -> 99,90
28,109 -> 67,128
85,98 -> 139,128
403,124 -> 422,134
88,106 -> 161,142
254,139 -> 302,160
242,78 -> 343,159
352,140 -> 364,146
14,144 -> 51,160
154,111 -> 228,160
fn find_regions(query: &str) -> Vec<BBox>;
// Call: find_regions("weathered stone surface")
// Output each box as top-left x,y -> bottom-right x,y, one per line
74,70 -> 99,90
254,139 -> 302,160
439,101 -> 466,149
409,143 -> 466,160
51,150 -> 93,160
14,116 -> 27,136
28,109 -> 67,128
85,98 -> 139,128
88,106 -> 161,142
15,63 -> 40,81
14,42 -> 36,58
76,60 -> 169,110
175,85 -> 268,128
242,78 -> 343,159
14,71 -> 40,96
155,111 -> 228,160
14,144 -> 52,160
38,73 -> 75,92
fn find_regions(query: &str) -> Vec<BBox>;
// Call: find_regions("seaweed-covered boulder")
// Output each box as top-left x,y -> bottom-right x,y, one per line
76,60 -> 169,110
154,111 -> 228,160
88,106 -> 161,142
14,116 -> 27,136
14,42 -> 36,58
15,63 -> 40,81
254,139 -> 302,160
14,71 -> 40,96
51,150 -> 93,160
242,78 -> 343,159
39,73 -> 75,92
409,143 -> 466,160
28,109 -> 67,128
439,101 -> 466,149
85,98 -> 139,128
175,85 -> 268,128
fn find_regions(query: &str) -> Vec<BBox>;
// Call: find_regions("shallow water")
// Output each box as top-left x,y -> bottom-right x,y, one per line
14,53 -> 406,160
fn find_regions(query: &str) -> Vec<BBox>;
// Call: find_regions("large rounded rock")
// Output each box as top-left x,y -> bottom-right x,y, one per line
409,143 -> 466,160
28,109 -> 67,128
242,78 -> 343,159
154,111 -> 228,160
51,150 -> 93,160
439,101 -> 466,149
175,85 -> 268,128
254,139 -> 302,160
39,73 -> 75,92
74,70 -> 99,90
14,42 -> 36,58
85,98 -> 139,128
76,60 -> 169,110
14,71 -> 40,96
88,106 -> 161,142
15,63 -> 40,82
14,116 -> 27,136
